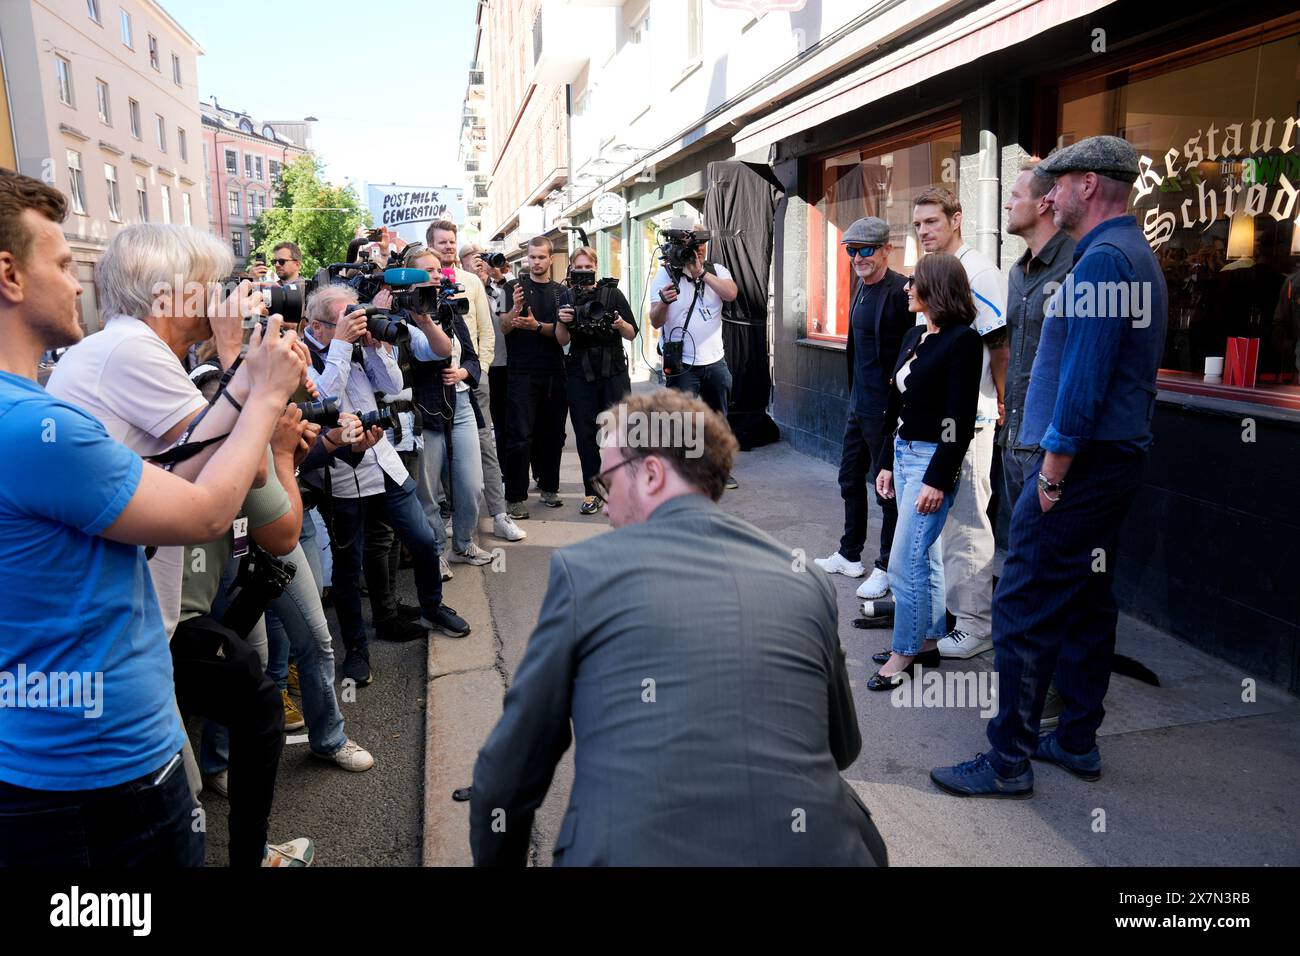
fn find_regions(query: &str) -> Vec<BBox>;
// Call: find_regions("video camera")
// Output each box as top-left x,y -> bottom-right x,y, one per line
658,228 -> 711,281
386,269 -> 470,329
566,270 -> 622,338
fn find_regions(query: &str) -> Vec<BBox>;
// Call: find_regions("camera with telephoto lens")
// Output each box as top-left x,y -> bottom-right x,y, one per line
295,395 -> 341,427
482,251 -> 507,270
657,228 -> 711,279
360,406 -> 396,431
566,272 -> 621,338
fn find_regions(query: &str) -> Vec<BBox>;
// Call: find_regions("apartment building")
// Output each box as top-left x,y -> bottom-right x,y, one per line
0,0 -> 206,333
200,97 -> 312,268
457,3 -> 489,244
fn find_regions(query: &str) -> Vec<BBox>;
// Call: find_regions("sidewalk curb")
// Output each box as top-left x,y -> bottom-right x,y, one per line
421,565 -> 505,867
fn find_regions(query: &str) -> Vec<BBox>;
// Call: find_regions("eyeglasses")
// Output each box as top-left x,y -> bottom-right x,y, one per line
272,258 -> 296,266
591,455 -> 638,501
845,245 -> 881,259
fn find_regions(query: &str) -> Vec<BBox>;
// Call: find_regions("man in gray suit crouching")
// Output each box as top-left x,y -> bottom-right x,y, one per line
470,388 -> 887,866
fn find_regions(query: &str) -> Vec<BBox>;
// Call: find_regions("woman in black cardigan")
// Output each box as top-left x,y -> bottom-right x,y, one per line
866,253 -> 984,691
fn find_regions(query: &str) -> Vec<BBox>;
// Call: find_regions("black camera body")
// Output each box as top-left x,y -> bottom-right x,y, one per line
390,275 -> 469,330
567,274 -> 621,338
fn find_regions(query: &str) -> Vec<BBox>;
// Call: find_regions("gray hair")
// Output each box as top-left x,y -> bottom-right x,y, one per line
458,242 -> 485,262
96,224 -> 233,319
306,284 -> 358,325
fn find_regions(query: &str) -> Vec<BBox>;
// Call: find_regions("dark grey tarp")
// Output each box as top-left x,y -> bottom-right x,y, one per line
704,160 -> 782,450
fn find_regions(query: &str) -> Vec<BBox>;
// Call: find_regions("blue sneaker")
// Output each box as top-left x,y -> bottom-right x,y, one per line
930,752 -> 1033,798
1032,731 -> 1101,781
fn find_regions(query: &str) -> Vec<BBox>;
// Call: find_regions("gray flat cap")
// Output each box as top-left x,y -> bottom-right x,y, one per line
841,216 -> 890,246
1036,135 -> 1140,184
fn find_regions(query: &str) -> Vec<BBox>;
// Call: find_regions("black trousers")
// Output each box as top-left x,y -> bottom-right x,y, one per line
504,369 -> 568,502
488,365 -> 509,478
171,615 -> 284,867
836,411 -> 898,568
566,365 -> 632,496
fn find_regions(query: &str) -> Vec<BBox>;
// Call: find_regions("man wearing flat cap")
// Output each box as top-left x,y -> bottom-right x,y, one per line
933,134 -> 1168,797
815,217 -> 913,602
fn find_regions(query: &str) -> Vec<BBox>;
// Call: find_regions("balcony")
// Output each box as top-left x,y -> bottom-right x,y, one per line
468,69 -> 485,91
528,0 -> 591,86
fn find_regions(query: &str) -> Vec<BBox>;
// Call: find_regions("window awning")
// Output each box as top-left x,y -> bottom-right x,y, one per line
732,0 -> 1118,157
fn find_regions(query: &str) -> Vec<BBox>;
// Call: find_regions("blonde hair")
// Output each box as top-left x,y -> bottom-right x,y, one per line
97,224 -> 233,319
570,245 -> 598,269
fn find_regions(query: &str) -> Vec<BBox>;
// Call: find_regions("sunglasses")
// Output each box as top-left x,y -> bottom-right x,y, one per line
272,258 -> 296,266
845,245 -> 881,259
591,455 -> 638,501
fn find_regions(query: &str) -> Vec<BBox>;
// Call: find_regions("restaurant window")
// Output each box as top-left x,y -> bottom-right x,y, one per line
1057,28 -> 1300,409
806,121 -> 960,341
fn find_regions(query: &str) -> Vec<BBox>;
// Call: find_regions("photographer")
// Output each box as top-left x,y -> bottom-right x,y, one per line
469,247 -> 517,511
303,285 -> 470,687
500,235 -> 571,518
555,246 -> 637,514
0,169 -> 305,866
381,243 -> 495,567
648,220 -> 740,489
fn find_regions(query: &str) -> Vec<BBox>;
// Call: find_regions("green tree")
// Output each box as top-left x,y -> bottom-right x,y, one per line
249,154 -> 369,278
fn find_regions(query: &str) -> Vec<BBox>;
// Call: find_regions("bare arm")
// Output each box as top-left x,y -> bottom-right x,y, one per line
702,270 -> 739,303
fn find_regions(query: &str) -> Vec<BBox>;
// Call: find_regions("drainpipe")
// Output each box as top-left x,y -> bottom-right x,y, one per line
976,128 -> 999,264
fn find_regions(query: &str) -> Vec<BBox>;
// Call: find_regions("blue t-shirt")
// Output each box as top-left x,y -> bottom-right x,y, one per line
0,371 -> 184,791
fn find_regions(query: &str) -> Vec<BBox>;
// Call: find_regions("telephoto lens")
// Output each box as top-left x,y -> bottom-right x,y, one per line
294,395 -> 341,427
365,312 -> 409,344
264,282 -> 305,325
485,252 -> 507,269
359,407 -> 396,431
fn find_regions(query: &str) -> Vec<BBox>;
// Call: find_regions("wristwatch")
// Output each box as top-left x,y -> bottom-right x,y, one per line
1036,473 -> 1065,496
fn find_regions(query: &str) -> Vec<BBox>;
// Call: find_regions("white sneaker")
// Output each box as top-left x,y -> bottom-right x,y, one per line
262,837 -> 315,867
439,555 -> 454,581
937,628 -> 993,659
450,543 -> 494,566
813,552 -> 865,578
313,738 -> 375,773
855,567 -> 890,600
492,512 -> 526,541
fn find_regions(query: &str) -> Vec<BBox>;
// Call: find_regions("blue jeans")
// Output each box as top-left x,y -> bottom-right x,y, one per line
330,474 -> 443,650
887,438 -> 956,656
266,515 -> 325,691
986,445 -> 1144,774
665,357 -> 731,417
416,395 -> 484,554
0,750 -> 202,866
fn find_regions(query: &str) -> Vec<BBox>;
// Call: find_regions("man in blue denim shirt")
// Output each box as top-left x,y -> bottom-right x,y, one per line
933,135 -> 1168,797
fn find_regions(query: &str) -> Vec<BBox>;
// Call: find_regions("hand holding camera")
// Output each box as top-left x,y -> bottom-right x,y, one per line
557,305 -> 575,325
338,309 -> 370,344
658,285 -> 680,305
245,315 -> 308,409
272,404 -> 315,467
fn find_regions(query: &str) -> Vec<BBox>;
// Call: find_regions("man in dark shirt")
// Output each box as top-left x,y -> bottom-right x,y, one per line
1001,159 -> 1076,508
815,217 -> 913,603
500,235 -> 571,519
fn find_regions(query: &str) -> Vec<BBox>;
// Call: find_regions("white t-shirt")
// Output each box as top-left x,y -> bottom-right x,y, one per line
954,244 -> 1008,427
651,263 -> 733,367
46,315 -> 207,638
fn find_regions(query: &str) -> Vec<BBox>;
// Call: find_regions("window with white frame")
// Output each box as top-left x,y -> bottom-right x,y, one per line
105,164 -> 121,221
66,151 -> 86,215
232,231 -> 244,257
178,127 -> 187,162
245,154 -> 254,178
87,1 -> 101,25
155,115 -> 166,151
96,79 -> 111,125
148,34 -> 159,71
254,156 -> 263,180
182,192 -> 192,225
172,54 -> 182,87
228,188 -> 241,217
224,149 -> 238,174
55,56 -> 74,107
160,184 -> 171,224
135,174 -> 148,220
120,10 -> 133,48
128,98 -> 141,139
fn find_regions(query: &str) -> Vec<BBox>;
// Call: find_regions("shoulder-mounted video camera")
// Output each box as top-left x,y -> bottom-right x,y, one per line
658,228 -> 712,280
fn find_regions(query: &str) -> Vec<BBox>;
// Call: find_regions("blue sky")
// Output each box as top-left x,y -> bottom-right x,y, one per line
162,0 -> 478,192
